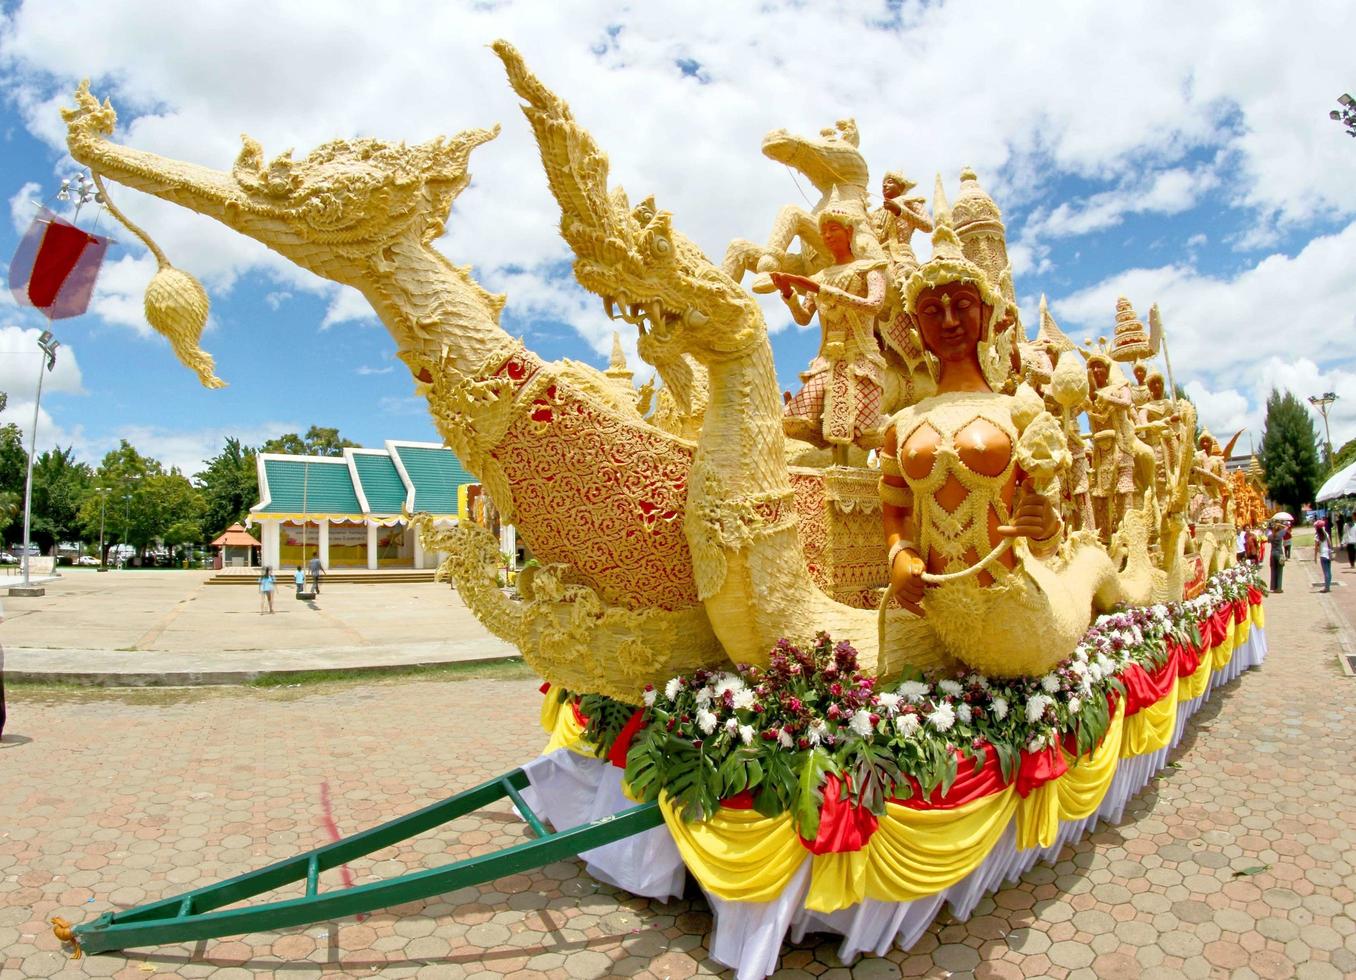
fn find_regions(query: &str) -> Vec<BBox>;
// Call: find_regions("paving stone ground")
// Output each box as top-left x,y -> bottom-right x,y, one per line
2,581 -> 1355,979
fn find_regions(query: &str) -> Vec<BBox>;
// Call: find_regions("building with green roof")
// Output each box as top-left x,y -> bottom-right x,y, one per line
250,441 -> 476,571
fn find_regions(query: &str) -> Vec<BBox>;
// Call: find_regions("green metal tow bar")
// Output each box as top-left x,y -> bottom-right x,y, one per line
71,767 -> 662,955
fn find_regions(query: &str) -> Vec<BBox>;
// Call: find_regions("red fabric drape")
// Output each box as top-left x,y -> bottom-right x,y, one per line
607,709 -> 647,769
799,773 -> 880,853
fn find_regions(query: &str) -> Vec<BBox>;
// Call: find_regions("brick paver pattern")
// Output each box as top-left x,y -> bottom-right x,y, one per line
2,583 -> 1355,979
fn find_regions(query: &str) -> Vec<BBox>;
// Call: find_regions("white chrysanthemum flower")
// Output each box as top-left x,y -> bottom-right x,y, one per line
778,728 -> 794,749
850,710 -> 875,736
1095,654 -> 1116,677
1040,674 -> 1060,694
1069,661 -> 1088,679
1026,695 -> 1051,725
733,688 -> 755,711
715,673 -> 746,698
664,678 -> 682,701
1027,734 -> 1048,753
938,679 -> 963,697
1067,696 -> 1082,714
1074,645 -> 1090,663
898,680 -> 930,703
725,716 -> 740,734
895,713 -> 921,737
956,702 -> 973,724
695,687 -> 713,708
808,720 -> 828,746
877,692 -> 902,715
991,696 -> 1009,721
643,688 -> 657,707
696,709 -> 718,735
927,703 -> 956,732
738,724 -> 755,746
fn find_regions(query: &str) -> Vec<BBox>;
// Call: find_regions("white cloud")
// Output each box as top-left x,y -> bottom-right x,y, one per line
0,323 -> 84,400
1,0 -> 1351,361
355,364 -> 394,376
1052,220 -> 1356,450
320,286 -> 376,330
1025,167 -> 1219,239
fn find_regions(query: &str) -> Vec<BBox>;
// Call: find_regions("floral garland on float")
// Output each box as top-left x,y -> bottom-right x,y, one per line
530,564 -> 1266,975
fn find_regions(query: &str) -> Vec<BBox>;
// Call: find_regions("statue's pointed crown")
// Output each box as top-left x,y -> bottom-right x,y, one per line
608,331 -> 627,371
901,175 -> 1007,330
1036,294 -> 1075,353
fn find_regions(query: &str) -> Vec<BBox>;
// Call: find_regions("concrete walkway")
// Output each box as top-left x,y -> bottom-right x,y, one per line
2,568 -> 519,684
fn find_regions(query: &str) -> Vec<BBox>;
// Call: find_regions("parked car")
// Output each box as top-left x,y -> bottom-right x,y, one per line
75,555 -> 99,566
0,552 -> 15,564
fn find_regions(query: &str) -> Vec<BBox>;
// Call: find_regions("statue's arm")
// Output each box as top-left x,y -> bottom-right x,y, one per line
818,269 -> 886,315
880,425 -> 925,615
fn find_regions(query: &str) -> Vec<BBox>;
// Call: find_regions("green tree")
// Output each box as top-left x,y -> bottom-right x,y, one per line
260,426 -> 360,457
29,446 -> 92,552
0,423 -> 27,499
1259,389 -> 1321,514
0,490 -> 20,537
77,441 -> 164,557
1328,436 -> 1356,476
195,437 -> 258,538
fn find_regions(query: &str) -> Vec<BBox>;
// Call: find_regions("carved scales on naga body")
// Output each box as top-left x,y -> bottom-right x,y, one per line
63,42 -> 1225,700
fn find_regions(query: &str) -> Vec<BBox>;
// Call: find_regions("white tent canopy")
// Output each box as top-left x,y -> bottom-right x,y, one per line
1316,459 -> 1356,502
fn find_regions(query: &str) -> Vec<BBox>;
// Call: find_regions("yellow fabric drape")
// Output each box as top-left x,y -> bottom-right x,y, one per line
845,790 -> 1018,911
1252,602 -> 1265,628
1236,615 -> 1251,647
1122,675 -> 1178,758
1212,626 -> 1236,671
1182,647 -> 1213,702
1017,699 -> 1125,850
541,696 -> 591,756
660,797 -> 808,902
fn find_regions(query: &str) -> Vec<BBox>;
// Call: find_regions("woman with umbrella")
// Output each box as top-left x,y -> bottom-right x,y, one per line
1268,513 -> 1293,593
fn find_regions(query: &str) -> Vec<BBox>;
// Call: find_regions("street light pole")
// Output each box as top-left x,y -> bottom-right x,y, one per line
19,331 -> 60,590
96,487 -> 109,571
1309,391 -> 1339,467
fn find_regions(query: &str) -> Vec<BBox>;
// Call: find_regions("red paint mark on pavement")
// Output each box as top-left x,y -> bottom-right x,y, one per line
319,780 -> 365,920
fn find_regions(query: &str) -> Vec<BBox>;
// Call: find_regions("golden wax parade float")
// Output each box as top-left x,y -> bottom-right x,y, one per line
55,41 -> 1270,977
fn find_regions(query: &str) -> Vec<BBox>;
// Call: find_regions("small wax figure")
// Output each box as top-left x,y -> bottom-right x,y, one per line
1135,371 -> 1180,507
1190,430 -> 1229,524
1129,362 -> 1152,409
1085,352 -> 1136,541
869,171 -> 932,279
777,204 -> 889,463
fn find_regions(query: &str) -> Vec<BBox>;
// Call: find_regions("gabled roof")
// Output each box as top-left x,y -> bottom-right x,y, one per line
212,523 -> 261,548
387,441 -> 473,515
252,442 -> 476,518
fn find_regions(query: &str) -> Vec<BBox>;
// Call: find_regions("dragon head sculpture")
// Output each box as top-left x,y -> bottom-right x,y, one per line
493,41 -> 766,410
63,80 -> 500,286
761,119 -> 869,199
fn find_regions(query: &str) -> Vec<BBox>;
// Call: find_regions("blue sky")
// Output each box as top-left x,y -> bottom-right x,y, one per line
2,0 -> 1355,474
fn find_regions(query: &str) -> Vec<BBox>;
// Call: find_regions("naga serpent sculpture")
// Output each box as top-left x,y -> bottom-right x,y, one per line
62,40 -> 1210,699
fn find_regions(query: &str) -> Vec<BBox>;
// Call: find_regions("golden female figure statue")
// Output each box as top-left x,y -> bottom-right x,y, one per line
776,204 -> 889,463
878,179 -> 1123,677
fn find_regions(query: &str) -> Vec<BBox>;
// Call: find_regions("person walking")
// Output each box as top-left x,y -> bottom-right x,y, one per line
294,565 -> 306,598
1344,520 -> 1356,570
1314,519 -> 1333,593
307,553 -> 324,596
1267,518 -> 1288,593
259,565 -> 276,614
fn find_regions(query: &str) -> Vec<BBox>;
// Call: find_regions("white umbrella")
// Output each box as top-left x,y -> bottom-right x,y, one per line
1271,512 -> 1293,522
1316,459 -> 1356,502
